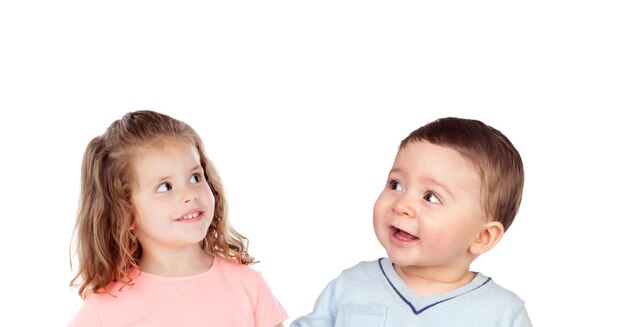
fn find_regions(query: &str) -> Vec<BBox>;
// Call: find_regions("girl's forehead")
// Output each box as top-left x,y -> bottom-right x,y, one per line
130,139 -> 201,178
145,135 -> 194,149
136,138 -> 199,161
131,136 -> 195,159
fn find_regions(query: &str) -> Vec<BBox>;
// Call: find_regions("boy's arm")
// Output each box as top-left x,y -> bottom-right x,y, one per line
510,304 -> 533,327
290,279 -> 338,327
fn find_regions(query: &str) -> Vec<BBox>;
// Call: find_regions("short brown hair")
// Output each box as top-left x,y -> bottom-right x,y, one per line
400,117 -> 524,231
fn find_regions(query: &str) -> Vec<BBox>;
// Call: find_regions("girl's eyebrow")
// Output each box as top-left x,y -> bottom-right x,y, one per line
143,165 -> 204,187
148,174 -> 171,186
146,166 -> 202,186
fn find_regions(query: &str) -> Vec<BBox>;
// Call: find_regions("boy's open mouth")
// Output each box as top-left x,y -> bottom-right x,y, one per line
390,226 -> 419,242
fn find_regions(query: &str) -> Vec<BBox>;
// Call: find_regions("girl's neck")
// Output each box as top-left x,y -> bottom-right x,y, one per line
139,245 -> 214,277
393,264 -> 476,297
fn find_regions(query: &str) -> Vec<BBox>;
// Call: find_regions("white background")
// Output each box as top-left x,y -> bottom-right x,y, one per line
1,1 -> 625,326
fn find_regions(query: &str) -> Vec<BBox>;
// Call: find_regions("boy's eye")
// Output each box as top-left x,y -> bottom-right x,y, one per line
424,191 -> 441,204
156,182 -> 172,193
388,180 -> 403,191
190,173 -> 202,183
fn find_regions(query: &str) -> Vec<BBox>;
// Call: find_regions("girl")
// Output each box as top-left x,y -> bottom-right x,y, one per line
69,110 -> 287,326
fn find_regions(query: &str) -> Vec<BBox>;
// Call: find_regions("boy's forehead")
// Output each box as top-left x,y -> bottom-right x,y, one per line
396,141 -> 463,163
394,141 -> 480,182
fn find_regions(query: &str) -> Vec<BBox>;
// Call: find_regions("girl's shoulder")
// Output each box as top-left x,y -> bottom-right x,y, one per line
74,280 -> 132,320
213,255 -> 263,281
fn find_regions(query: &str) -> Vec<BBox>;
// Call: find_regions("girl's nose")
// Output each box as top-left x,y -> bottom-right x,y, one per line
183,187 -> 199,204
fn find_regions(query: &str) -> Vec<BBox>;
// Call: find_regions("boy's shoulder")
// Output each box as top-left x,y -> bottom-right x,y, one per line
328,258 -> 390,291
334,259 -> 525,306
339,258 -> 385,277
473,274 -> 525,306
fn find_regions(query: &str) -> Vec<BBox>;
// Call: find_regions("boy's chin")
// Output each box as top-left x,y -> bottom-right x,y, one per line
388,259 -> 418,268
384,250 -> 419,268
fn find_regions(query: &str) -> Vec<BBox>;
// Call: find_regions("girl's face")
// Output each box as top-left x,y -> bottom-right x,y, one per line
130,138 -> 214,253
373,141 -> 486,272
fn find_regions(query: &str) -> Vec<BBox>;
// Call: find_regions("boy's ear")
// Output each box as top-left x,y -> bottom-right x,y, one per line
470,221 -> 504,256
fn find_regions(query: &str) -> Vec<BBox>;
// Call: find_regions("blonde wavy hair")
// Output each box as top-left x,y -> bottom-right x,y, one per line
70,110 -> 254,299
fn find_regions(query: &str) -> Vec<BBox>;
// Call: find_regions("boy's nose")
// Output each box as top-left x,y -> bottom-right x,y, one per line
393,195 -> 416,218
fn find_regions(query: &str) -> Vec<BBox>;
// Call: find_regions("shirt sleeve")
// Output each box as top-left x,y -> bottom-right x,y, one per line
252,271 -> 288,327
510,304 -> 533,327
290,279 -> 338,327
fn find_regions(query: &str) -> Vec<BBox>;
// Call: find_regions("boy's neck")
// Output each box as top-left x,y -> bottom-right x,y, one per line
393,264 -> 476,297
139,245 -> 214,277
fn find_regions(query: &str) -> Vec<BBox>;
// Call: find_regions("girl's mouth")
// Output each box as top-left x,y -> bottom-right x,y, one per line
176,211 -> 203,222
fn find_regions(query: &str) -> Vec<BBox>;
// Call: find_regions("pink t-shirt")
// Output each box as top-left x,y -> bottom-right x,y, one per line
69,256 -> 287,327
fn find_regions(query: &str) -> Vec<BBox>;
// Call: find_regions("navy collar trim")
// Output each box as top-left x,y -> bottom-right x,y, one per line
377,258 -> 492,315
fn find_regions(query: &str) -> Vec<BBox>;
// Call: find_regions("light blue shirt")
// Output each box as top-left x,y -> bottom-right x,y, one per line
292,258 -> 532,327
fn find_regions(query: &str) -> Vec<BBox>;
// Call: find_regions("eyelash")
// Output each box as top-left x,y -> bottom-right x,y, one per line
190,173 -> 202,183
387,179 -> 402,191
155,173 -> 203,193
423,191 -> 441,204
387,179 -> 442,204
155,182 -> 172,193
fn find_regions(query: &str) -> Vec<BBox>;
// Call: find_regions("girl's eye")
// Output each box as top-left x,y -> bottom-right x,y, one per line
424,191 -> 441,204
190,173 -> 202,183
388,180 -> 403,191
155,182 -> 172,193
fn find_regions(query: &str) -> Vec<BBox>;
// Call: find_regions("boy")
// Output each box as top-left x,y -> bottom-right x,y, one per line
292,117 -> 532,326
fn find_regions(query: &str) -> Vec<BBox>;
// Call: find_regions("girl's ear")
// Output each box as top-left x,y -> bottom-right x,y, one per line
470,221 -> 504,256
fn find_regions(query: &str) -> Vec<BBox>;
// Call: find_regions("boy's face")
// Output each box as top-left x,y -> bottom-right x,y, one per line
373,141 -> 486,270
131,139 -> 214,253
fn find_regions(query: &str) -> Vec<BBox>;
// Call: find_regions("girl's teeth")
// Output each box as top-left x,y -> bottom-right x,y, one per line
182,212 -> 199,219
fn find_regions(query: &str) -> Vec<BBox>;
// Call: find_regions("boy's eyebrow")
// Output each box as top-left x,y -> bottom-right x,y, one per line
419,176 -> 455,199
389,168 -> 403,175
389,168 -> 456,198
